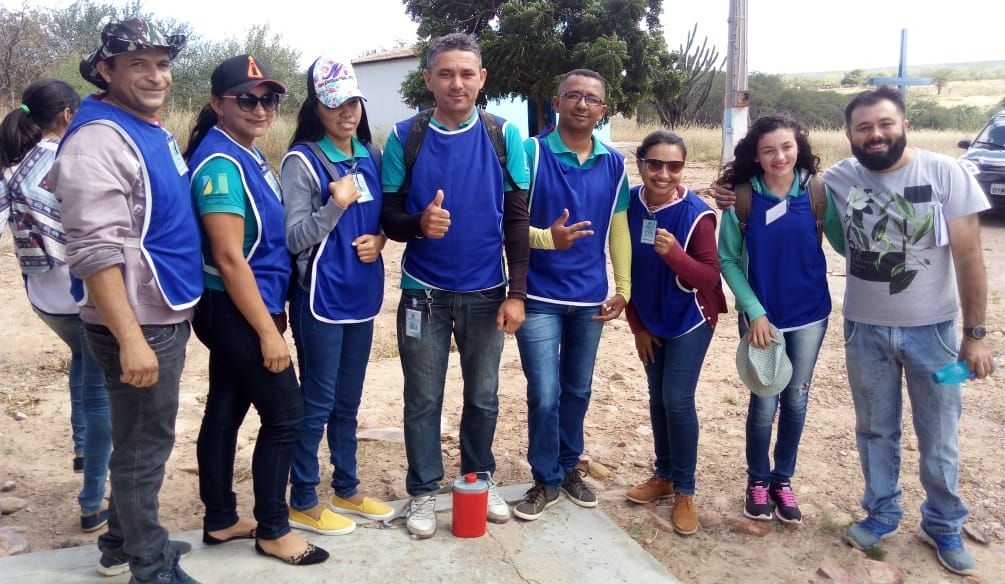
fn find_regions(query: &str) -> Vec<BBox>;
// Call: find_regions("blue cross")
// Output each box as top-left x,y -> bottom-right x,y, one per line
868,29 -> 931,95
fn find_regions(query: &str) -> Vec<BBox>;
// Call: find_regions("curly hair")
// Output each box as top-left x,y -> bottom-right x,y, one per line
717,115 -> 819,187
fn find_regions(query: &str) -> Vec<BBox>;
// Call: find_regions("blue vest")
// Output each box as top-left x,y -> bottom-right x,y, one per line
744,184 -> 831,330
527,137 -> 623,305
61,97 -> 202,310
399,115 -> 506,292
188,127 -> 291,314
287,143 -> 384,322
628,186 -> 711,339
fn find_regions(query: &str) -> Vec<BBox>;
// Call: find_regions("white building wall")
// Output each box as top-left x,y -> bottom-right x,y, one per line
354,58 -> 420,141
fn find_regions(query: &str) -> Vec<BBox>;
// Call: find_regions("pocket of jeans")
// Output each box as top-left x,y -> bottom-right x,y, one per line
472,286 -> 506,302
142,324 -> 180,351
842,319 -> 858,346
931,320 -> 959,358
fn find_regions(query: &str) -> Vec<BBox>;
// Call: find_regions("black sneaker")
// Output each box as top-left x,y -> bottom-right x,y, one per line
560,465 -> 597,508
143,563 -> 201,583
512,482 -> 560,521
97,540 -> 193,577
770,482 -> 802,524
744,480 -> 773,521
81,509 -> 109,532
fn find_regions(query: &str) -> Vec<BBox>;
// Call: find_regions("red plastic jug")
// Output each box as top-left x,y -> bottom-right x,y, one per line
451,472 -> 488,538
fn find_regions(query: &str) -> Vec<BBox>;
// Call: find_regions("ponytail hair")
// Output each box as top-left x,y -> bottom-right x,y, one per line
0,79 -> 80,168
182,103 -> 219,161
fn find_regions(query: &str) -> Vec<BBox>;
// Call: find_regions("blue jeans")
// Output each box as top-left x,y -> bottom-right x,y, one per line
644,323 -> 713,495
844,319 -> 968,536
85,321 -> 190,583
289,288 -> 373,509
193,290 -> 303,540
742,319 -> 827,486
35,309 -> 111,514
397,286 -> 505,496
515,300 -> 604,487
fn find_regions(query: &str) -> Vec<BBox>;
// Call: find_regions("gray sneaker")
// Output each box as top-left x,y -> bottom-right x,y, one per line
406,495 -> 437,538
98,540 -> 193,577
561,466 -> 597,508
132,563 -> 201,584
513,482 -> 560,521
921,527 -> 975,576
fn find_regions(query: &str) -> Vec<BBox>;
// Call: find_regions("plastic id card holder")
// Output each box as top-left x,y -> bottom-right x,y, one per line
405,308 -> 422,339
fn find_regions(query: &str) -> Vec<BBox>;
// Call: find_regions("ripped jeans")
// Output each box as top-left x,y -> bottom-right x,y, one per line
742,318 -> 827,486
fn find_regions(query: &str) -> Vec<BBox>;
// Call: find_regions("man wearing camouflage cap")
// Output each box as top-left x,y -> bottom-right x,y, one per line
50,18 -> 202,584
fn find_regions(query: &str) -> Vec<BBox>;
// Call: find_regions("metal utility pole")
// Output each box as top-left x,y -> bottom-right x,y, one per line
722,0 -> 749,165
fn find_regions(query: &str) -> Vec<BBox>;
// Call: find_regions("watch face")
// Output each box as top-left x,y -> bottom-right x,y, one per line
968,325 -> 987,339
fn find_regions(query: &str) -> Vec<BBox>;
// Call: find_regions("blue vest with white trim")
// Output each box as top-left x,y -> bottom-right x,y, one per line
61,97 -> 202,310
188,127 -> 291,313
287,143 -> 384,322
628,186 -> 710,339
743,184 -> 830,330
398,115 -> 506,292
526,136 -> 622,305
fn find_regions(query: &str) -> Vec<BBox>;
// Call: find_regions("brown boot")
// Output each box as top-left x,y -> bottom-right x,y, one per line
626,475 -> 674,504
671,493 -> 698,535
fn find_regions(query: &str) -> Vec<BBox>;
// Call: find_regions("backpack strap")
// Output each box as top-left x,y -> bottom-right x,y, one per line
296,141 -> 342,185
476,109 -> 519,192
399,109 -> 434,194
806,174 -> 827,246
734,182 -> 753,238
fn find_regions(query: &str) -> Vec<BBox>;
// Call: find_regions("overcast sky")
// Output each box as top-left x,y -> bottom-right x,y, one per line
7,0 -> 1003,74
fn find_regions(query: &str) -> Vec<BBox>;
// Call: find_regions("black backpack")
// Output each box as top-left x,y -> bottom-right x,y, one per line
398,108 -> 518,193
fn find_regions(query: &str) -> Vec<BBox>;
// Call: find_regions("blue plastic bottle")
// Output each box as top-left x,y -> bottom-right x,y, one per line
932,356 -> 1000,385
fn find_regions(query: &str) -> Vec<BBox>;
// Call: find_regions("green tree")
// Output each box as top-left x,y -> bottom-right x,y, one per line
0,6 -> 55,103
841,69 -> 866,87
401,0 -> 671,132
932,68 -> 953,96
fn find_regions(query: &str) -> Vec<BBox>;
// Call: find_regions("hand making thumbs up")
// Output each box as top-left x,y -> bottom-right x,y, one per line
421,189 -> 451,238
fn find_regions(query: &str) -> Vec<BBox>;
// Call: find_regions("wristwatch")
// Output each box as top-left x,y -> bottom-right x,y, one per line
964,325 -> 987,340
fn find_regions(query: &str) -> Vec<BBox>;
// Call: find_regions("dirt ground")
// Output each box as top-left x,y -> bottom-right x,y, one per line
1,159 -> 1003,583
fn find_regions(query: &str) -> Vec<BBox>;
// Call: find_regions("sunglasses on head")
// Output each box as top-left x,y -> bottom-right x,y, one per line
639,158 -> 685,173
222,92 -> 281,112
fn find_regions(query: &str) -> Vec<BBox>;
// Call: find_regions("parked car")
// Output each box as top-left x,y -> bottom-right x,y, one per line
958,110 -> 1005,212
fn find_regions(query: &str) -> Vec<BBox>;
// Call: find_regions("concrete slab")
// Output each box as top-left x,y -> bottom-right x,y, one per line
0,485 -> 678,584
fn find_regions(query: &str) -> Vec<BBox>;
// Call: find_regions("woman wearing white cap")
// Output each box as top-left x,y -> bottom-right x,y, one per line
184,54 -> 328,566
717,115 -> 841,526
282,55 -> 393,535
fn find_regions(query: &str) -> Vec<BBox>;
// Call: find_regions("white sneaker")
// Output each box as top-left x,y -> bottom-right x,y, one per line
406,495 -> 437,538
486,476 -> 512,523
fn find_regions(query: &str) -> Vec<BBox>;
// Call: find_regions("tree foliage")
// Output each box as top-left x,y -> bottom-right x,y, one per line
841,69 -> 867,87
0,6 -> 54,103
400,0 -> 674,132
931,68 -> 954,96
648,24 -> 722,129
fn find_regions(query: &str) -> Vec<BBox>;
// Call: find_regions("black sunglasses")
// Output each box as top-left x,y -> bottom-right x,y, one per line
222,92 -> 282,112
639,158 -> 685,173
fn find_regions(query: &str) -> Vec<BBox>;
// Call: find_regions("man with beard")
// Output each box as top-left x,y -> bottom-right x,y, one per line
714,86 -> 993,575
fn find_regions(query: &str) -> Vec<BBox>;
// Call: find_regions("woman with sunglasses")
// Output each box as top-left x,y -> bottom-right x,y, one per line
623,131 -> 726,535
183,54 -> 327,566
280,55 -> 392,536
1,79 -> 113,533
717,116 -> 838,525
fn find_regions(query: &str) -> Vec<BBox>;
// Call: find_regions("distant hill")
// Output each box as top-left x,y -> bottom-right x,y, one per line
786,60 -> 1005,82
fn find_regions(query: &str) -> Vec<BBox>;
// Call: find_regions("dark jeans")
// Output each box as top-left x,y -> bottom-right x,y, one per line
289,288 -> 373,509
192,289 -> 303,540
644,323 -> 713,495
397,286 -> 505,496
85,321 -> 190,582
34,309 -> 111,513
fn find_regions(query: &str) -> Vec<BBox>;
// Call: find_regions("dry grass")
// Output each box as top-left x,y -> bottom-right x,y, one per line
609,116 -> 970,169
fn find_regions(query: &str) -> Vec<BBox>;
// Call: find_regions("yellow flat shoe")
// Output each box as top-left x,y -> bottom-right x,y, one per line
288,507 -> 356,535
331,495 -> 395,521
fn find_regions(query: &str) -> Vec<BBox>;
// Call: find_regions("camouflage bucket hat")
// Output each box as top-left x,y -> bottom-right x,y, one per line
80,18 -> 187,89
